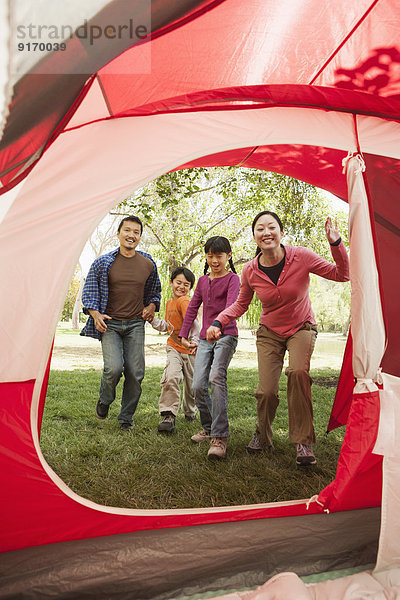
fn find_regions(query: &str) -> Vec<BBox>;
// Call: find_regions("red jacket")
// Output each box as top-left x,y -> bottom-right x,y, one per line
217,242 -> 349,337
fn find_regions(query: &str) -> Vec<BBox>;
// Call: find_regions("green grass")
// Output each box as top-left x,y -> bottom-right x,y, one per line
40,367 -> 345,510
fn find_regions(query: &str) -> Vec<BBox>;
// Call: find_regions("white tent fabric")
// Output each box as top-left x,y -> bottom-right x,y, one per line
344,153 -> 386,392
205,569 -> 400,599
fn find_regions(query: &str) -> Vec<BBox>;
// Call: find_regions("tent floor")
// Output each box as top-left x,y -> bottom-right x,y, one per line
0,507 -> 380,600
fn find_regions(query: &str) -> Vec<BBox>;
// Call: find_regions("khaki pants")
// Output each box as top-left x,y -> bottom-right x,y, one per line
159,346 -> 196,417
255,323 -> 317,447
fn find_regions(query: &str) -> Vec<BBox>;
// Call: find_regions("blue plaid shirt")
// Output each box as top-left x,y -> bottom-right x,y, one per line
80,248 -> 161,340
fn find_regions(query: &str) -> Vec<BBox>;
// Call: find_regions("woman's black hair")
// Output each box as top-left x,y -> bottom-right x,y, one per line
251,211 -> 284,257
203,236 -> 237,275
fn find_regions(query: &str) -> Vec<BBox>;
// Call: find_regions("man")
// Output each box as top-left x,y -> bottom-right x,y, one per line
80,215 -> 161,431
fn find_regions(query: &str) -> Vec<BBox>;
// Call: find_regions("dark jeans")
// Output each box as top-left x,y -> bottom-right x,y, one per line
99,318 -> 145,423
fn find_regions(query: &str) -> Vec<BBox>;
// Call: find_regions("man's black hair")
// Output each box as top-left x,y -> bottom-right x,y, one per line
170,266 -> 195,289
117,215 -> 143,234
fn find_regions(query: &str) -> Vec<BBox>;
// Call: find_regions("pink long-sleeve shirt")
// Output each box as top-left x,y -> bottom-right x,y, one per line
217,242 -> 349,337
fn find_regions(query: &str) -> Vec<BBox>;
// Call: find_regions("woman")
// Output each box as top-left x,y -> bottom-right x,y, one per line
206,211 -> 349,466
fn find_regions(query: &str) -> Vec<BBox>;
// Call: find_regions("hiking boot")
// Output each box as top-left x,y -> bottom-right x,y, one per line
158,413 -> 175,433
295,443 -> 316,466
246,430 -> 268,454
208,437 -> 227,460
191,429 -> 211,444
185,414 -> 197,422
95,400 -> 109,420
120,422 -> 133,432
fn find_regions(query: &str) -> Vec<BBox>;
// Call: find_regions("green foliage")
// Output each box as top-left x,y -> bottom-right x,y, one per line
240,294 -> 261,330
115,167 -> 350,330
61,270 -> 80,321
309,277 -> 351,333
118,167 -> 342,277
41,366 -> 345,510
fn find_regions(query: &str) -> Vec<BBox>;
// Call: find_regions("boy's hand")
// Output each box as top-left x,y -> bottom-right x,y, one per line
206,325 -> 222,341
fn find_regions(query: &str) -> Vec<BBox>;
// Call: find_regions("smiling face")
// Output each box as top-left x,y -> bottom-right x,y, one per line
253,213 -> 283,253
170,274 -> 192,298
117,220 -> 141,255
206,250 -> 232,278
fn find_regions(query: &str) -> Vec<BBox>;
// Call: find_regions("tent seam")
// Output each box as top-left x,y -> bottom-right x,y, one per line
309,0 -> 382,85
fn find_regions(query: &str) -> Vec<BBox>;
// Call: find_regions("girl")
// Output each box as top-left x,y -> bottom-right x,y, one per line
207,211 -> 349,466
180,236 -> 240,460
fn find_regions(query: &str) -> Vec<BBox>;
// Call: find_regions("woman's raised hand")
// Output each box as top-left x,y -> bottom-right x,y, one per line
324,217 -> 340,244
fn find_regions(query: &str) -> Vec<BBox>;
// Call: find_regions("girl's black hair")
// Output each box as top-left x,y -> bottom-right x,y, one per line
251,211 -> 284,257
203,236 -> 237,275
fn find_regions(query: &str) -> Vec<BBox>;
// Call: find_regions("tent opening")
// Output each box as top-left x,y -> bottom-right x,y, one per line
38,168 -> 351,512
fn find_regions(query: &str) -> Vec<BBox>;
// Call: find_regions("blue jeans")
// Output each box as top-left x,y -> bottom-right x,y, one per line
192,336 -> 238,438
99,318 -> 145,424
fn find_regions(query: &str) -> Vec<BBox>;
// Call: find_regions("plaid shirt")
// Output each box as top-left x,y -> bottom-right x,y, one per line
80,248 -> 161,340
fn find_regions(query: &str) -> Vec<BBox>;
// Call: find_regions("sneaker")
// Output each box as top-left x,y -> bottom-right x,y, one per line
295,443 -> 316,466
120,422 -> 133,432
158,413 -> 175,433
246,430 -> 268,454
208,437 -> 227,460
95,400 -> 109,420
191,429 -> 211,444
184,414 -> 197,422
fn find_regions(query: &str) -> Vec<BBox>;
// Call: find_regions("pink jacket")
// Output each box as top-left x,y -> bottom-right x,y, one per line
217,242 -> 349,337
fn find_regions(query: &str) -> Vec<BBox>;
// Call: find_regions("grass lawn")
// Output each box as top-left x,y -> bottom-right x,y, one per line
40,364 -> 345,510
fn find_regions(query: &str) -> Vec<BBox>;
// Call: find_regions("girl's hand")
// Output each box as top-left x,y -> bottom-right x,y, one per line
181,337 -> 197,350
325,217 -> 340,244
206,325 -> 222,341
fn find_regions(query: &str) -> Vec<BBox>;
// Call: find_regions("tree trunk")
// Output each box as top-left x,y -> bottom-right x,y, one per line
72,268 -> 85,330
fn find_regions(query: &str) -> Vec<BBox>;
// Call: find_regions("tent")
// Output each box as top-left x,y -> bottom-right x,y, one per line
1,0 -> 400,597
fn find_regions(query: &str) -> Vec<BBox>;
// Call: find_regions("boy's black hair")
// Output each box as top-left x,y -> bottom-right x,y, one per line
203,236 -> 237,275
170,266 -> 195,289
117,215 -> 143,234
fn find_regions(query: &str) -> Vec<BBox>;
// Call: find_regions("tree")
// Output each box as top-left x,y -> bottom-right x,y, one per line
69,214 -> 122,328
117,167 -> 340,275
61,269 -> 81,322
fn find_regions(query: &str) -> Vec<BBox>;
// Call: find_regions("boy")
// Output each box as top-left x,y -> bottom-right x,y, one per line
151,267 -> 199,433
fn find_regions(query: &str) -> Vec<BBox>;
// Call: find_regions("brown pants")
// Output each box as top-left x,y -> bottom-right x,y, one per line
159,346 -> 196,418
255,323 -> 317,447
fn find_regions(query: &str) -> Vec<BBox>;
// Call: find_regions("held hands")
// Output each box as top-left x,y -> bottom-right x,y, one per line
142,302 -> 156,322
89,310 -> 111,333
324,217 -> 340,244
206,325 -> 222,342
181,337 -> 198,355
